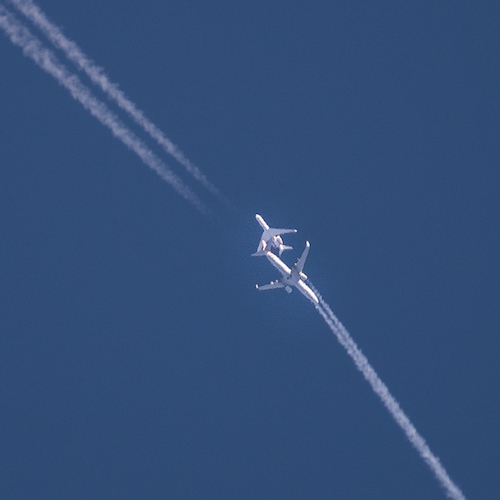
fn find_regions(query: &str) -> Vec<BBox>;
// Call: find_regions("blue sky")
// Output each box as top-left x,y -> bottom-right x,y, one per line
1,1 -> 499,498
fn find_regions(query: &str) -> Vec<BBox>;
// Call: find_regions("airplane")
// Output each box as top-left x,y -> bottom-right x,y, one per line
255,241 -> 319,304
252,214 -> 297,257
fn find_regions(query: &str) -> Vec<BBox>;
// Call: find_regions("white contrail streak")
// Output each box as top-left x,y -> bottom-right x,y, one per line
307,282 -> 466,500
0,4 -> 208,215
9,0 -> 227,204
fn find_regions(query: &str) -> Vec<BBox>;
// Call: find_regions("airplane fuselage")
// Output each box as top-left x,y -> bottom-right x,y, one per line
265,251 -> 319,304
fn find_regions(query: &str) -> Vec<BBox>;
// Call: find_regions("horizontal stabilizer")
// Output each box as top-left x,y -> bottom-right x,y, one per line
278,245 -> 293,256
252,239 -> 268,257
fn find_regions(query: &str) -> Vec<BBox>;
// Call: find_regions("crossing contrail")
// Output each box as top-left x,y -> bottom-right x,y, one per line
307,282 -> 467,500
0,3 -> 209,216
8,0 -> 228,205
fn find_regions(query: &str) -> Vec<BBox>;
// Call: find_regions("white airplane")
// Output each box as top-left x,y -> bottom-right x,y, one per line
252,214 -> 297,257
256,241 -> 319,304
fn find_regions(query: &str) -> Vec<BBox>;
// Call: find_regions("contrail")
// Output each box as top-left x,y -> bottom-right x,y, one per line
0,3 -> 209,216
8,0 -> 228,205
307,282 -> 467,500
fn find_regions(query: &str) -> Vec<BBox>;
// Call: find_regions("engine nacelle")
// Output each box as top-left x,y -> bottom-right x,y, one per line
285,286 -> 293,294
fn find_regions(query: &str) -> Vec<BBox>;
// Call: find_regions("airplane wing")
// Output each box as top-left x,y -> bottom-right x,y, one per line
255,214 -> 296,237
294,241 -> 310,274
256,280 -> 285,291
267,228 -> 297,237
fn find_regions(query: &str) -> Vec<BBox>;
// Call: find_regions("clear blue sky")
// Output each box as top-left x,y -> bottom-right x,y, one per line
1,1 -> 499,498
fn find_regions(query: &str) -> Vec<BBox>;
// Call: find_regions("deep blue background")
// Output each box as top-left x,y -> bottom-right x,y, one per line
1,1 -> 499,498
